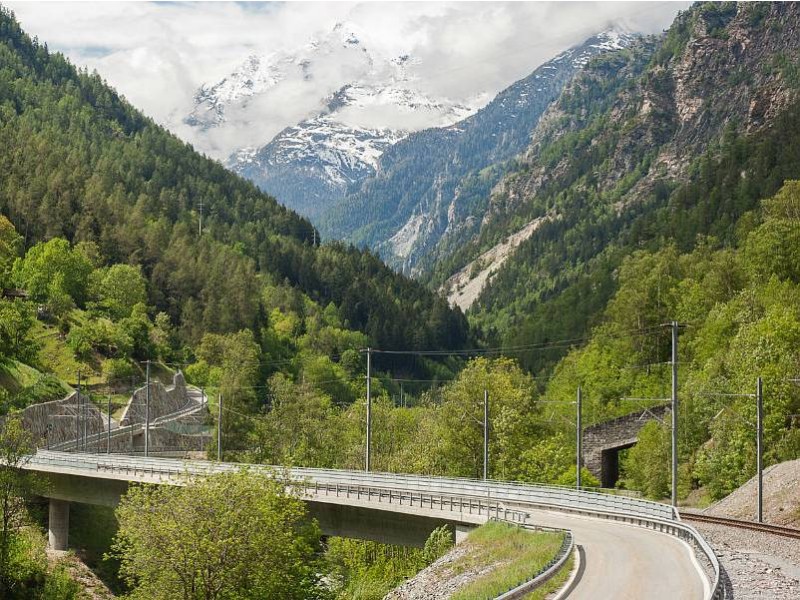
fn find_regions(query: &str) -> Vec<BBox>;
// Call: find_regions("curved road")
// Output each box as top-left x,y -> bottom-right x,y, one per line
24,450 -> 713,599
528,508 -> 707,599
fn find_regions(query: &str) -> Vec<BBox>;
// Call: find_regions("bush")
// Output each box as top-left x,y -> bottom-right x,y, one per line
556,465 -> 601,488
42,564 -> 81,599
102,358 -> 135,383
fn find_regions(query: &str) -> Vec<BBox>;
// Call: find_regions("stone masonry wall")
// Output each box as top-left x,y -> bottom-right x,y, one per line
13,392 -> 106,448
119,372 -> 188,426
582,405 -> 671,479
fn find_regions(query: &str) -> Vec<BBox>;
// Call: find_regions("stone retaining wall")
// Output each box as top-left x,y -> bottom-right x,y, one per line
13,392 -> 106,448
119,372 -> 188,426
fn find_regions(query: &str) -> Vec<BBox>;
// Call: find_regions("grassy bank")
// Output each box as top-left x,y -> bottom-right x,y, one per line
450,522 -> 565,600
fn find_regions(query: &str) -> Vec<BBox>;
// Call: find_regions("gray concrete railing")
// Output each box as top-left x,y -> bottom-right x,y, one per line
26,450 -> 724,600
297,479 -> 530,525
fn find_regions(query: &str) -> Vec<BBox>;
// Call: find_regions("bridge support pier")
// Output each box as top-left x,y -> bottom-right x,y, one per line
455,524 -> 473,544
48,499 -> 70,551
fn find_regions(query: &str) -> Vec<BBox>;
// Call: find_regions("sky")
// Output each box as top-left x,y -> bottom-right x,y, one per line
8,1 -> 688,159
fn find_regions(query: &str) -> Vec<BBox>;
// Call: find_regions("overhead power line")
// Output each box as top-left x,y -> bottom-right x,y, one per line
367,324 -> 669,357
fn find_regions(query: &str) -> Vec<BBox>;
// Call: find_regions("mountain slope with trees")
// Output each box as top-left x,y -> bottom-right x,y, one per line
437,2 -> 800,373
0,5 -> 469,375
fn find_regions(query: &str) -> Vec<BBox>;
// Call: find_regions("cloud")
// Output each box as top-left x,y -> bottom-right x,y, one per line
7,1 -> 688,158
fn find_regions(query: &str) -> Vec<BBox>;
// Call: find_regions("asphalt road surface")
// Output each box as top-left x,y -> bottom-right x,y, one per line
527,508 -> 708,599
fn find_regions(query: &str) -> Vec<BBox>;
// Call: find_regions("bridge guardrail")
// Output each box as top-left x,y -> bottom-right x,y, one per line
31,450 -> 673,520
27,450 -> 723,599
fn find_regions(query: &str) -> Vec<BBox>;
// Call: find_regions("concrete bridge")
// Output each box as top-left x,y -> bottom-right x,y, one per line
20,450 -> 725,600
12,391 -> 726,599
583,405 -> 671,487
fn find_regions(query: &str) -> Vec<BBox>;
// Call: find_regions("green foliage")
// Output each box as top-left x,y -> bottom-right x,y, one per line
89,263 -> 147,319
512,435 -> 573,485
422,525 -> 454,564
41,563 -> 82,600
248,375 -> 342,468
620,422 -> 671,499
325,526 -> 452,600
112,470 -> 325,600
12,238 -> 92,307
0,300 -> 39,364
0,415 -> 39,595
436,357 -> 541,480
66,316 -> 131,361
0,215 -> 22,289
556,466 -> 601,489
0,362 -> 68,416
102,357 -> 135,382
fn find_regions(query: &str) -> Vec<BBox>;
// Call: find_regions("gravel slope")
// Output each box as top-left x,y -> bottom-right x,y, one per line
693,523 -> 799,599
703,459 -> 800,528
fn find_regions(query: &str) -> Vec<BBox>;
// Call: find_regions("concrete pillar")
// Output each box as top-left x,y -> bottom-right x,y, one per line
455,524 -> 473,544
48,499 -> 69,551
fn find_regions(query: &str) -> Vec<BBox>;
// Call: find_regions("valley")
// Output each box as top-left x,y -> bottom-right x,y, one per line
1,2 -> 800,599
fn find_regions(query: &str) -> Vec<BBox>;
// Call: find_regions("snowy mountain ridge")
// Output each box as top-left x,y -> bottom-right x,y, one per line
211,22 -> 482,218
318,29 -> 639,278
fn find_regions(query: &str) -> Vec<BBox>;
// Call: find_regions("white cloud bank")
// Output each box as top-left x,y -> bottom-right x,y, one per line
8,1 -> 688,158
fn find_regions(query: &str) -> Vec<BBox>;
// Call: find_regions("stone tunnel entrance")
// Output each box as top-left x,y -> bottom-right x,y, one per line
599,442 -> 636,488
582,405 -> 670,488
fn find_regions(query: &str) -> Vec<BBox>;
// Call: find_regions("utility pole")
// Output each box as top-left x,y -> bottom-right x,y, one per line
576,386 -> 583,490
400,382 -> 405,408
83,382 -> 88,451
145,360 -> 151,457
198,199 -> 203,236
76,370 -> 81,453
756,377 -> 764,523
365,348 -> 372,472
483,389 -> 489,480
107,395 -> 112,454
217,393 -> 222,461
670,321 -> 679,507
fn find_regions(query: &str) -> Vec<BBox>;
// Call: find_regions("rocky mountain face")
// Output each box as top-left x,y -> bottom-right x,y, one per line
447,2 -> 800,352
228,81 -> 474,219
199,23 -> 477,220
320,30 -> 637,274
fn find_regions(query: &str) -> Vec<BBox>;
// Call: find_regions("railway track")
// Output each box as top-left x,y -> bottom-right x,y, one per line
681,511 -> 800,539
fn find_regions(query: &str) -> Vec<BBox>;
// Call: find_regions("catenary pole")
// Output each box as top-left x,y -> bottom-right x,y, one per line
145,360 -> 151,457
483,389 -> 489,480
577,386 -> 583,490
757,377 -> 764,523
75,370 -> 81,452
107,395 -> 112,454
217,393 -> 222,461
366,348 -> 372,472
671,321 -> 679,507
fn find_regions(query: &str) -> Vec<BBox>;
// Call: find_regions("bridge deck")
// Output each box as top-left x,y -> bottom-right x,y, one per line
22,450 -> 715,599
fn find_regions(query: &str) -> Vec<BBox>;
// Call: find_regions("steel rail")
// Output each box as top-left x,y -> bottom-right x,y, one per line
681,511 -> 800,540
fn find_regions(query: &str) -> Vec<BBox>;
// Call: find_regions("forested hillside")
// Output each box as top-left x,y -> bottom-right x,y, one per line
0,4 -> 469,401
435,2 -> 800,375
